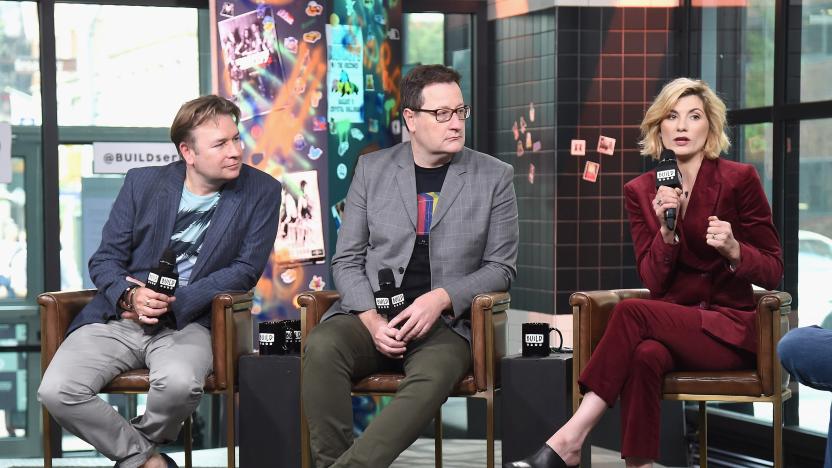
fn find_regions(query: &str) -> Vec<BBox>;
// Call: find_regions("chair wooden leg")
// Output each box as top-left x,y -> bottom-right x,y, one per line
43,406 -> 52,468
699,402 -> 708,468
434,408 -> 443,468
227,390 -> 235,468
773,399 -> 783,468
183,414 -> 193,468
487,393 -> 494,468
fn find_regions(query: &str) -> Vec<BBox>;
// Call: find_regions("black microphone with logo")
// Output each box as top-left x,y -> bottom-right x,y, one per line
374,268 -> 406,324
142,248 -> 179,334
655,149 -> 683,231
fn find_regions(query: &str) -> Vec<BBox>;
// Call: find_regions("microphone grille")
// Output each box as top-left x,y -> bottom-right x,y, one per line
160,248 -> 177,269
660,149 -> 676,162
378,268 -> 395,285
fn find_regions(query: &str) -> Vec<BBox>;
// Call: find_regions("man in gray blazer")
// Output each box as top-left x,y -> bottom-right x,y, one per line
303,65 -> 519,467
38,96 -> 281,468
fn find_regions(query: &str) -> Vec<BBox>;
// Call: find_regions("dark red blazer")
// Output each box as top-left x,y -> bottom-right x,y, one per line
623,157 -> 783,353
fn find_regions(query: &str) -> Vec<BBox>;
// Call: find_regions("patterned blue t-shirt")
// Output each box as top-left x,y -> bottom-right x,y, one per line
169,186 -> 221,286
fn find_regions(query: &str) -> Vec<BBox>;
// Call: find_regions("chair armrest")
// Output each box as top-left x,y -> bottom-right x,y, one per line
754,290 -> 792,396
297,290 -> 340,341
569,288 -> 648,413
210,291 -> 255,391
38,290 -> 97,374
569,289 -> 649,373
470,291 -> 510,392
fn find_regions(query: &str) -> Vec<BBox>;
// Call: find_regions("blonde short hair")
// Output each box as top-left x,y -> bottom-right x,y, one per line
638,78 -> 730,160
170,95 -> 240,155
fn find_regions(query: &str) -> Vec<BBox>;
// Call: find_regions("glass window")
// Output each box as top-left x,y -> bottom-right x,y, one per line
0,345 -> 28,439
792,117 -> 832,436
797,118 -> 832,330
0,158 -> 26,300
0,2 -> 41,125
731,122 -> 774,202
53,4 -> 199,127
403,13 -> 474,142
58,145 -> 123,290
0,322 -> 29,441
693,1 -> 775,109
788,0 -> 832,103
403,13 -> 444,68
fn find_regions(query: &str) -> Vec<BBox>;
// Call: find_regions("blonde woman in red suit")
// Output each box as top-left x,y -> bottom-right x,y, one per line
506,78 -> 783,468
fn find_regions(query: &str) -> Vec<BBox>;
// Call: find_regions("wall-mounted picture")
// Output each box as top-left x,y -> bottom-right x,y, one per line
217,7 -> 286,120
275,170 -> 326,265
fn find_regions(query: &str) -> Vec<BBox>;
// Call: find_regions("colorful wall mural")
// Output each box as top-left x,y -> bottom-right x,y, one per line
326,0 -> 402,252
211,0 -> 331,321
210,0 -> 402,327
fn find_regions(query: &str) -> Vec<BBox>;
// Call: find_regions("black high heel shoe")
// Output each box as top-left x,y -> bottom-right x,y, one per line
503,443 -> 578,468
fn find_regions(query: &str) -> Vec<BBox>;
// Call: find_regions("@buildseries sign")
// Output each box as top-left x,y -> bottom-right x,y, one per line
93,142 -> 180,174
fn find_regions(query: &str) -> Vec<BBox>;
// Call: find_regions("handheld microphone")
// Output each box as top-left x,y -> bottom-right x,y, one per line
373,268 -> 406,321
143,248 -> 179,334
655,149 -> 683,231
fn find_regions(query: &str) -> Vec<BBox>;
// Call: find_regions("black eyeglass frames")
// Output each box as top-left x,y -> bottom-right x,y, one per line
409,105 -> 471,123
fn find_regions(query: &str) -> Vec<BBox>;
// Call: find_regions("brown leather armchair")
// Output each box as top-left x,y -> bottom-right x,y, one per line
38,289 -> 254,468
570,289 -> 792,468
297,290 -> 510,468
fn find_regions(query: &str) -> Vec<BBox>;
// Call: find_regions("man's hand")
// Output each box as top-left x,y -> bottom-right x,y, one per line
120,276 -> 175,325
358,309 -> 407,358
389,288 -> 452,342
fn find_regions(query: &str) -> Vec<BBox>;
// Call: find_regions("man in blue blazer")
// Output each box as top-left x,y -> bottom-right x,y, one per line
38,95 -> 281,468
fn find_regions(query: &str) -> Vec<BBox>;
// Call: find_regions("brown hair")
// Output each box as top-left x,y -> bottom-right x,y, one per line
639,77 -> 730,160
170,95 -> 241,155
400,64 -> 462,118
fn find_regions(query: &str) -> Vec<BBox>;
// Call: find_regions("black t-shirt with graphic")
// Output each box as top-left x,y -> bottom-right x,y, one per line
400,163 -> 449,303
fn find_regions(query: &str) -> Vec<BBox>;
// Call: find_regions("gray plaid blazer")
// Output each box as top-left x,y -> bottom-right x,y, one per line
322,142 -> 519,341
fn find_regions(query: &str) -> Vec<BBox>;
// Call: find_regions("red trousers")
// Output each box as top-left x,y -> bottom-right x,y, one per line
578,298 -> 755,460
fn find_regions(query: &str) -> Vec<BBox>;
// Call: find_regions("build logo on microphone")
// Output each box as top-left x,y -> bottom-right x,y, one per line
656,169 -> 676,182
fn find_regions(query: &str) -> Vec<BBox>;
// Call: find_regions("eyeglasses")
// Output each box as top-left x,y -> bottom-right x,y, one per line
409,105 -> 471,123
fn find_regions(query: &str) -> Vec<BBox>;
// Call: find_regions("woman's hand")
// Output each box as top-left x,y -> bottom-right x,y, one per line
654,186 -> 683,242
705,215 -> 741,265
